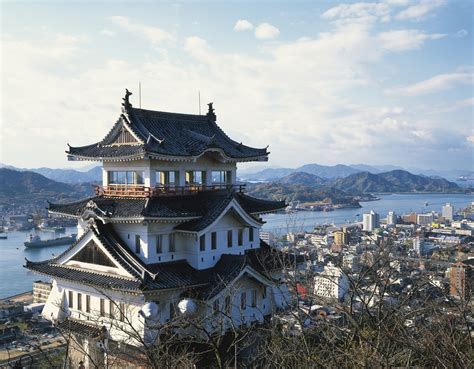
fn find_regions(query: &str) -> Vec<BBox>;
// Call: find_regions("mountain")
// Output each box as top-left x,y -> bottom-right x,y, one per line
0,168 -> 94,210
242,163 -> 361,181
240,167 -> 295,181
246,182 -> 357,205
0,163 -> 101,184
277,172 -> 327,186
333,170 -> 460,194
297,164 -> 360,179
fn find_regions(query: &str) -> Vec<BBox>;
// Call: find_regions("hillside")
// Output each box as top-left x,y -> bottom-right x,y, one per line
242,163 -> 361,181
333,170 -> 460,194
0,168 -> 94,211
277,172 -> 327,186
246,182 -> 358,205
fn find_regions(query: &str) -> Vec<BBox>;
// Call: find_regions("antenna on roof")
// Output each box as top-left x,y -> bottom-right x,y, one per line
198,90 -> 201,115
139,81 -> 142,109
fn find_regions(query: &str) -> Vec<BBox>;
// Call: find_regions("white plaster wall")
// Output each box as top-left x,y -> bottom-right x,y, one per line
55,280 -> 146,346
111,215 -> 260,269
190,212 -> 260,270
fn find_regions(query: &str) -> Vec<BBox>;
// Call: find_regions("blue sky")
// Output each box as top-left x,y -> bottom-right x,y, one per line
1,0 -> 473,171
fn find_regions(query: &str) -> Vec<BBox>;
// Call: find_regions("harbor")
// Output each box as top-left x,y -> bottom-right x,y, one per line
0,227 -> 76,298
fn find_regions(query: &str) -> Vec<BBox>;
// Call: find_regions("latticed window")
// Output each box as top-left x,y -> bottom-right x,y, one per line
86,295 -> 91,313
241,292 -> 247,310
135,235 -> 141,254
68,291 -> 73,309
200,234 -> 206,251
238,229 -> 243,246
227,230 -> 233,248
249,228 -> 254,242
156,235 -> 163,254
77,293 -> 82,311
211,232 -> 217,250
169,234 -> 176,252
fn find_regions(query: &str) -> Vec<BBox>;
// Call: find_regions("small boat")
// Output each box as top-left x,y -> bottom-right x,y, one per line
24,234 -> 76,248
0,232 -> 7,240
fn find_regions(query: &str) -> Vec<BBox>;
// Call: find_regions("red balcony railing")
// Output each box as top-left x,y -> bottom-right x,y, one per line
95,184 -> 246,198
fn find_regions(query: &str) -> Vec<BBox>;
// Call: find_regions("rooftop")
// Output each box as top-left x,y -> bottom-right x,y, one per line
67,90 -> 269,163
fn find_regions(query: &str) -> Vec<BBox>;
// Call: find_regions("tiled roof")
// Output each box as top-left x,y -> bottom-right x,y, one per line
67,98 -> 268,161
25,259 -> 144,292
48,190 -> 286,230
57,319 -> 105,338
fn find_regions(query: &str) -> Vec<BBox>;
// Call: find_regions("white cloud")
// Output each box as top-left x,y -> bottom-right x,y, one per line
378,29 -> 445,51
386,70 -> 474,96
108,16 -> 174,45
255,23 -> 280,40
234,19 -> 254,31
322,2 -> 392,25
455,29 -> 468,38
1,13 -> 470,169
395,0 -> 446,21
100,29 -> 115,37
467,136 -> 474,144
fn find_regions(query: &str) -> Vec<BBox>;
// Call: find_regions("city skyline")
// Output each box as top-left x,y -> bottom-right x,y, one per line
1,0 -> 473,170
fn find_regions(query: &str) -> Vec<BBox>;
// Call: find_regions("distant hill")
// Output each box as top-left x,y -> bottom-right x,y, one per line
0,168 -> 94,210
277,172 -> 327,186
246,182 -> 357,205
242,163 -> 361,181
0,163 -> 101,184
332,170 -> 460,194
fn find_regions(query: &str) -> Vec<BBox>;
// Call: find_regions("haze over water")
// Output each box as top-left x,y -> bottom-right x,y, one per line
0,194 -> 472,298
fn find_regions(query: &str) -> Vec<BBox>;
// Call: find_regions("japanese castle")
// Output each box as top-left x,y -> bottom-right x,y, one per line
26,90 -> 293,366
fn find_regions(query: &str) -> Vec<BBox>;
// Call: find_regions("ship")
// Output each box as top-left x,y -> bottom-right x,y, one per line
24,233 -> 77,248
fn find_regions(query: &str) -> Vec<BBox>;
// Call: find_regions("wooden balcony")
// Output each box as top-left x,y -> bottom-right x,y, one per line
95,184 -> 246,198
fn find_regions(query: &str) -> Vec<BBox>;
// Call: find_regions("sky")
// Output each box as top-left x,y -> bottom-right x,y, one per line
0,0 -> 473,171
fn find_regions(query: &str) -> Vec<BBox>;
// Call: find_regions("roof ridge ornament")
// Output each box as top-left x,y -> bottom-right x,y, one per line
122,89 -> 133,113
207,102 -> 216,121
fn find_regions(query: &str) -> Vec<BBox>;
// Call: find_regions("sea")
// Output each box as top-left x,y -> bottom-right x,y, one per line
0,193 -> 472,299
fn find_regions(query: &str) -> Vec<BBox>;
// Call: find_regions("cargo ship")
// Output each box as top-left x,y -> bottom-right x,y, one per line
24,233 -> 76,248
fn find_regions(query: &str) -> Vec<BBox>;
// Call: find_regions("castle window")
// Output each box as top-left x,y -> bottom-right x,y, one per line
109,300 -> 114,318
135,235 -> 141,254
156,235 -> 163,254
249,228 -> 254,242
240,292 -> 247,310
100,298 -> 105,317
225,296 -> 231,313
251,290 -> 257,308
156,171 -> 177,187
185,171 -> 203,185
108,171 -> 144,185
211,171 -> 230,185
238,229 -> 243,246
169,234 -> 175,252
211,232 -> 217,250
227,230 -> 233,248
200,234 -> 206,251
68,291 -> 73,309
119,302 -> 125,322
77,293 -> 82,311
86,295 -> 91,313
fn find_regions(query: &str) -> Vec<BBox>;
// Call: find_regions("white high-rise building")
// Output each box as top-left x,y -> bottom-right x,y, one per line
363,210 -> 380,232
442,203 -> 454,221
387,211 -> 396,226
313,263 -> 349,301
417,213 -> 434,226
